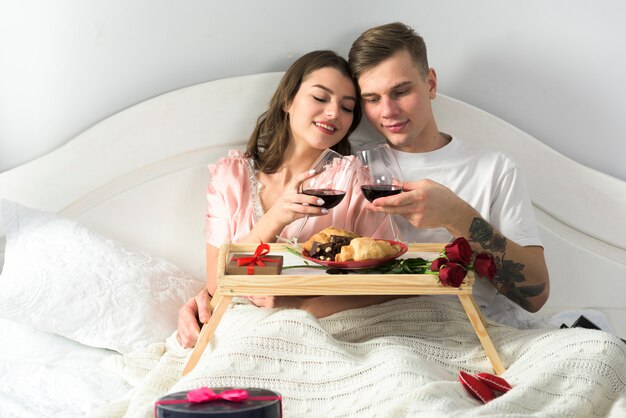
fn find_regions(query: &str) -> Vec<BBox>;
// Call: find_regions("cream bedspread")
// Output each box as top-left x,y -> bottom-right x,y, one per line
92,297 -> 626,418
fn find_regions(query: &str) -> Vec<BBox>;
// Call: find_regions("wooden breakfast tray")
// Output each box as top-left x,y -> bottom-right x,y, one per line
182,243 -> 505,376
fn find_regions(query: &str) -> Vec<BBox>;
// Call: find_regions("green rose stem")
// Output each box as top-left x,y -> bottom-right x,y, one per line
282,264 -> 327,270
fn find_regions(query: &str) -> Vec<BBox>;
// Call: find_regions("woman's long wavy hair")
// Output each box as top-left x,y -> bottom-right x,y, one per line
246,50 -> 362,174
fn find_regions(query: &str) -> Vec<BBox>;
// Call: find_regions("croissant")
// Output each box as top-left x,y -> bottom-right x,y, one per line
335,237 -> 401,262
302,227 -> 359,252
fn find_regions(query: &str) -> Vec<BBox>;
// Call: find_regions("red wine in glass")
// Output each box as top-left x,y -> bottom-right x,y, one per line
360,185 -> 402,202
290,149 -> 355,245
355,144 -> 404,241
302,189 -> 347,209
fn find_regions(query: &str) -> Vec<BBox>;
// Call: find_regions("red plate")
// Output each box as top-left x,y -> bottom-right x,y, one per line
301,240 -> 408,269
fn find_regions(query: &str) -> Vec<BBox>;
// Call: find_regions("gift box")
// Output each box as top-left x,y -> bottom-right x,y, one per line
226,254 -> 283,275
155,387 -> 282,418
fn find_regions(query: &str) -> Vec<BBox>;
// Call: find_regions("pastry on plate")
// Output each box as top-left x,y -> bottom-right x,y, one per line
335,237 -> 401,262
302,227 -> 359,252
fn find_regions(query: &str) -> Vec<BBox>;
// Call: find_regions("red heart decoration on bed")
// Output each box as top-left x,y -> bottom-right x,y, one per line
475,372 -> 512,393
458,370 -> 495,403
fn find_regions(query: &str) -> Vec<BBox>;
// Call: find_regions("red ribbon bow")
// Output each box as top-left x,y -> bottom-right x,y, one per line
154,388 -> 282,417
232,242 -> 280,274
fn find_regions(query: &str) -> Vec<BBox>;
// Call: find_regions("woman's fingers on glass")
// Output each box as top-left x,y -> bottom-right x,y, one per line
297,192 -> 326,207
293,168 -> 318,186
286,193 -> 327,213
293,202 -> 328,216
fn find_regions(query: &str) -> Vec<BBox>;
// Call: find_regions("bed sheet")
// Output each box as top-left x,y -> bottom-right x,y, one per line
1,299 -> 622,417
479,291 -> 616,334
90,297 -> 626,418
0,317 -> 130,418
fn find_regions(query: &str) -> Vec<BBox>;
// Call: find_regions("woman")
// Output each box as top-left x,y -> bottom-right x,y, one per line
177,51 -> 398,348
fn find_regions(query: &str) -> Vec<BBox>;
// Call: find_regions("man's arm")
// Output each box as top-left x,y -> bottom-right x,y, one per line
367,179 -> 550,312
456,217 -> 549,312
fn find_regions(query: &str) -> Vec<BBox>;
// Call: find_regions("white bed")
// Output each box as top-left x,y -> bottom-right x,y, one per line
1,72 -> 625,417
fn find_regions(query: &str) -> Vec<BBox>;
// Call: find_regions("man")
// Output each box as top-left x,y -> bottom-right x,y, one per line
348,22 -> 550,317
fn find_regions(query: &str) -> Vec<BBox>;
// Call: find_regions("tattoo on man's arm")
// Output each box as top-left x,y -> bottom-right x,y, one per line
469,218 -> 545,310
469,218 -> 505,252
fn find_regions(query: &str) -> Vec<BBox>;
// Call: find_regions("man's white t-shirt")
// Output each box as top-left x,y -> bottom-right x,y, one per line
391,137 -> 543,323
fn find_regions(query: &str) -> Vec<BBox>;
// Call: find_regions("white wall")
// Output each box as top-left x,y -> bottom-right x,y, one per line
1,0 -> 625,181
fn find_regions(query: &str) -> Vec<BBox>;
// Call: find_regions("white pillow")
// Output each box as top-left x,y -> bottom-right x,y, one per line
0,200 -> 205,354
0,317 -> 132,415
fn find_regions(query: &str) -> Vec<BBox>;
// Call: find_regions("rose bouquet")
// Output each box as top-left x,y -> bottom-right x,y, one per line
429,237 -> 496,287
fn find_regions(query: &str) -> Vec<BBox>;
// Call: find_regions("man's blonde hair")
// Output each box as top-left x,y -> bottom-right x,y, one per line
349,22 -> 429,80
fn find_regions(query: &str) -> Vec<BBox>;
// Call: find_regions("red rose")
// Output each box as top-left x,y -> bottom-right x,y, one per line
438,262 -> 467,287
445,237 -> 473,266
430,257 -> 448,272
473,252 -> 496,281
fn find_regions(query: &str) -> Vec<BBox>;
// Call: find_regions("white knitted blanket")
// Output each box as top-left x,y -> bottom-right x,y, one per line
93,297 -> 626,418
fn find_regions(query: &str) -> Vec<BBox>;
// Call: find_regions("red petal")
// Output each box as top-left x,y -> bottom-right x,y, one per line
459,370 -> 495,403
475,372 -> 512,393
430,257 -> 448,272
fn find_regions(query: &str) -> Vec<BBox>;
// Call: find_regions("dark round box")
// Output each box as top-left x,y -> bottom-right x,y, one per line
155,387 -> 282,418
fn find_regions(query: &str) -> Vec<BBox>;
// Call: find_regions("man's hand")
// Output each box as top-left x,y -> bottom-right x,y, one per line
366,179 -> 477,233
177,288 -> 212,348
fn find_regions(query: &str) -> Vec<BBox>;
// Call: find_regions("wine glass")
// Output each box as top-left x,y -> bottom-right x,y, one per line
355,143 -> 404,241
291,149 -> 355,244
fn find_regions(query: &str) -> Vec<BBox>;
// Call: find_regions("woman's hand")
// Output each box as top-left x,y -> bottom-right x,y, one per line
246,169 -> 332,243
177,288 -> 212,348
264,170 -> 330,228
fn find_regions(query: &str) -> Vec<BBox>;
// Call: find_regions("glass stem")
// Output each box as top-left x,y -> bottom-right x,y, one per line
387,213 -> 398,241
292,214 -> 310,244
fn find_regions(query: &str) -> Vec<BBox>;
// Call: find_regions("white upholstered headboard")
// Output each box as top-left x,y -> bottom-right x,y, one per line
1,72 -> 625,334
